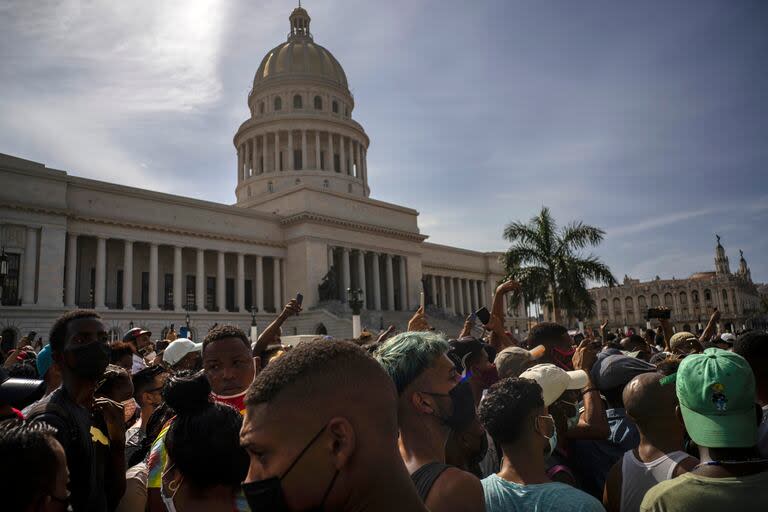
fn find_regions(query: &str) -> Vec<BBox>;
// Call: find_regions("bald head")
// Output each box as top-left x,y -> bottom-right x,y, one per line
623,372 -> 677,426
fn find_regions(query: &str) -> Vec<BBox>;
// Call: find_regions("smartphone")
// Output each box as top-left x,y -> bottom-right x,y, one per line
170,324 -> 174,331
646,308 -> 671,320
419,291 -> 425,309
296,293 -> 304,306
475,307 -> 491,325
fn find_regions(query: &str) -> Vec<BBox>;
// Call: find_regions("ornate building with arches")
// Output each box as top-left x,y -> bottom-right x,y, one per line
0,7 -> 508,348
588,236 -> 763,332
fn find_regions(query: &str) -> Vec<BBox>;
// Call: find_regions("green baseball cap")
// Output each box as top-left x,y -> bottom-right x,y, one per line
676,347 -> 757,448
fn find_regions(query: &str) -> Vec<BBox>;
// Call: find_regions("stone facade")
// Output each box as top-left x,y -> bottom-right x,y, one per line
0,7 -> 506,348
587,238 -> 763,332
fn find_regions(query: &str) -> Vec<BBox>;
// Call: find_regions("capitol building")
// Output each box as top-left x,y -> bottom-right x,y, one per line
0,7 -> 518,346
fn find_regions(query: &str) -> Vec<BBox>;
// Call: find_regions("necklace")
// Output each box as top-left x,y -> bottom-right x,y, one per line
693,458 -> 768,470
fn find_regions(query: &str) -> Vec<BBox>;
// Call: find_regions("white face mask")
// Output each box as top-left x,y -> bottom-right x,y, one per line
160,464 -> 182,512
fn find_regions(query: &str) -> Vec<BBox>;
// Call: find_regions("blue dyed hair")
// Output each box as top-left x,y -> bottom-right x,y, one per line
374,331 -> 449,395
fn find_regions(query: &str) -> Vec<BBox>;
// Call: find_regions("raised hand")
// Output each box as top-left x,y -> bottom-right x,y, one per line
408,306 -> 430,332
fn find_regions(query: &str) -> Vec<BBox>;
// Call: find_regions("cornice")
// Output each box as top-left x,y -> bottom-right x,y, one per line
422,262 -> 500,277
280,211 -> 428,243
2,200 -> 286,248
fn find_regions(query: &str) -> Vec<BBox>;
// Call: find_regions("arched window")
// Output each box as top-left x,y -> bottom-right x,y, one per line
692,290 -> 700,304
259,101 -> 265,114
625,297 -> 634,310
613,298 -> 622,317
704,289 -> 712,302
638,295 -> 647,309
332,100 -> 339,113
293,94 -> 303,109
651,294 -> 660,307
664,293 -> 673,307
600,299 -> 609,316
274,97 -> 282,111
314,95 -> 322,110
679,292 -> 688,305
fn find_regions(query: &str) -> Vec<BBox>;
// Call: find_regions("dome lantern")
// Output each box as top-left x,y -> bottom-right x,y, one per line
289,4 -> 311,40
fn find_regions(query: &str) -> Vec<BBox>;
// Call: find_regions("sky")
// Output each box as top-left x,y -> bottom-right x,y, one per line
1,0 -> 767,283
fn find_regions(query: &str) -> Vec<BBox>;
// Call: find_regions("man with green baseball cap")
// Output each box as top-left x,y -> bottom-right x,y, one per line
640,348 -> 768,512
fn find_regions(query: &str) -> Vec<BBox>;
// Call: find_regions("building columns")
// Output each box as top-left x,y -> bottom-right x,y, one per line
288,130 -> 294,170
371,253 -> 382,310
456,278 -> 465,315
328,132 -> 334,171
439,276 -> 447,312
340,135 -> 347,174
315,131 -> 321,170
357,250 -> 366,308
398,256 -> 407,311
196,249 -> 206,311
22,227 -> 38,306
274,131 -> 280,172
301,130 -> 307,170
173,246 -> 183,311
65,233 -> 78,307
471,280 -> 479,312
217,251 -> 226,311
385,254 -> 395,311
237,253 -> 245,312
123,240 -> 134,310
255,255 -> 264,312
341,248 -> 351,302
449,276 -> 456,314
261,134 -> 267,173
273,258 -> 281,311
463,279 -> 471,315
428,275 -> 436,306
149,243 -> 159,310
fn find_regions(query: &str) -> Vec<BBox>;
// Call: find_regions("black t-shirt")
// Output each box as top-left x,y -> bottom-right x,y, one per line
28,387 -> 112,512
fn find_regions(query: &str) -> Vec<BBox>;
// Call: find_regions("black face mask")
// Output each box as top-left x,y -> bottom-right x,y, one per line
242,423 -> 339,512
423,380 -> 477,431
65,342 -> 110,381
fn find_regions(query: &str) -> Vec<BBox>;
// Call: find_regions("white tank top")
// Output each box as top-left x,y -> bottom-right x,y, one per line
619,449 -> 689,512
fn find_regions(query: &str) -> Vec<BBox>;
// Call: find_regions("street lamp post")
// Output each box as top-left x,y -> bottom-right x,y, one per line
250,307 -> 258,345
0,248 -> 8,304
348,288 -> 363,338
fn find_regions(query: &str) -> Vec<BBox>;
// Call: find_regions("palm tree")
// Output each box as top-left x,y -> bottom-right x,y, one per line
502,207 -> 617,323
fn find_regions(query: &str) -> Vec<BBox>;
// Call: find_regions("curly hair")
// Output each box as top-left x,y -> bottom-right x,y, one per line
733,330 -> 768,364
478,377 -> 544,444
109,341 -> 135,362
528,322 -> 568,347
202,324 -> 250,353
374,331 -> 449,395
48,309 -> 101,353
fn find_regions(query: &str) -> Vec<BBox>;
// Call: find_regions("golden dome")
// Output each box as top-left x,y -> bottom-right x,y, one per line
252,8 -> 348,91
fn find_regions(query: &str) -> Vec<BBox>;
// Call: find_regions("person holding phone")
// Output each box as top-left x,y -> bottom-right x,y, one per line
253,296 -> 303,360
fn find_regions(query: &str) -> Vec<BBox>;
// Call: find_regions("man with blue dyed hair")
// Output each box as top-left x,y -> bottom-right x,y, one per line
375,330 -> 485,512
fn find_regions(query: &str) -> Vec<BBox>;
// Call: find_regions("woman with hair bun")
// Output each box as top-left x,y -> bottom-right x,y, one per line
159,371 -> 249,511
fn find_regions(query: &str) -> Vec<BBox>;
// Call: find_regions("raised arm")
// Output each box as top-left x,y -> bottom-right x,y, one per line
254,299 -> 302,356
699,308 -> 721,344
566,339 -> 610,440
458,315 -> 475,338
658,307 -> 673,352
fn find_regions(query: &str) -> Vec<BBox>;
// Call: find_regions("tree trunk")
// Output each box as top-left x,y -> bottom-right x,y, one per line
549,281 -> 559,324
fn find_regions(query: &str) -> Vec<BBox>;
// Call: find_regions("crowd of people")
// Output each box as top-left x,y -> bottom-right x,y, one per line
1,279 -> 767,512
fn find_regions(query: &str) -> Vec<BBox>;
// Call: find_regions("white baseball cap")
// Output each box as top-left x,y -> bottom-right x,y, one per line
519,363 -> 589,406
162,338 -> 202,366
